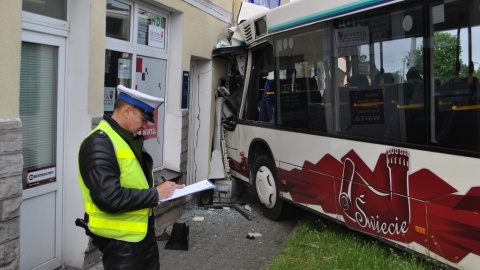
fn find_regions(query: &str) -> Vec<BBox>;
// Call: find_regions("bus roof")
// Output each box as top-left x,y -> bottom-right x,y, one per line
238,0 -> 404,45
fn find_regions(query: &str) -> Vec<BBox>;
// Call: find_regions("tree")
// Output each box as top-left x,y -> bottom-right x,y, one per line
405,32 -> 469,83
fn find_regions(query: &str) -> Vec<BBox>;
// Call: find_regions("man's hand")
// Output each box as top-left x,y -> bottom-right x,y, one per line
156,181 -> 185,200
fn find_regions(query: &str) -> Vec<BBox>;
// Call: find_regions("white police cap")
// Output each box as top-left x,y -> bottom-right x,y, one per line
117,85 -> 164,123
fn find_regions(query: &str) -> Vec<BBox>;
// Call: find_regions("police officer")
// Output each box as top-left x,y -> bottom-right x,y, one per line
78,85 -> 184,269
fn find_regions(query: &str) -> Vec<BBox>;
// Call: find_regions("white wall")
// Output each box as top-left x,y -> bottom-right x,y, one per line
188,59 -> 214,184
163,12 -> 184,171
0,0 -> 21,119
63,0 -> 105,267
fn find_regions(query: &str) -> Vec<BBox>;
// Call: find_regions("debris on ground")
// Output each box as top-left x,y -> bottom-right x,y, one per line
246,232 -> 262,239
192,216 -> 204,222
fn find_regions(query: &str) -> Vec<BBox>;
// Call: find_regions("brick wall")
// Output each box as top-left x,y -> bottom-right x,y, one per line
180,110 -> 189,183
153,110 -> 189,235
0,119 -> 23,270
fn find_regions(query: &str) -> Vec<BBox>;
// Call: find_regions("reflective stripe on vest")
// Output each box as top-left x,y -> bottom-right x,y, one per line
78,120 -> 151,242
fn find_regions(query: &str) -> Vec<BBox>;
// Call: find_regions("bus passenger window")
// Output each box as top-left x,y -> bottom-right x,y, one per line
275,24 -> 332,131
433,1 -> 480,150
334,6 -> 426,144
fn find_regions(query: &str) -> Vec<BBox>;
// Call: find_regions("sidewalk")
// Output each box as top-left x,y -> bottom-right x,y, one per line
87,192 -> 303,270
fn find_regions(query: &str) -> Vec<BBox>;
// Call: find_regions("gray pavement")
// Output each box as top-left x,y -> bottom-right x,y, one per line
87,191 -> 305,270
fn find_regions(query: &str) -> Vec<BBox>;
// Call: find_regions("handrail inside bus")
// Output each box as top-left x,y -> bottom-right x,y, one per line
452,104 -> 480,111
353,102 -> 384,107
396,103 -> 424,109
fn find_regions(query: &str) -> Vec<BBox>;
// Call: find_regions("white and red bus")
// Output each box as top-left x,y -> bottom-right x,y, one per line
213,0 -> 480,268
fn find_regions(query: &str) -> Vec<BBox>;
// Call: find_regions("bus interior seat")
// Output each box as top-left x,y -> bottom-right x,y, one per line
401,82 -> 424,105
376,73 -> 397,136
436,107 -> 480,148
374,73 -> 395,86
436,76 -> 480,147
279,92 -> 309,129
279,79 -> 292,92
397,87 -> 426,144
310,90 -> 322,103
349,74 -> 370,88
375,73 -> 398,117
337,86 -> 351,132
305,78 -> 325,130
308,78 -> 322,102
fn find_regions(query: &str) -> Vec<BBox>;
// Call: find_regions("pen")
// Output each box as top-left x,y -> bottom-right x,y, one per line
161,176 -> 167,182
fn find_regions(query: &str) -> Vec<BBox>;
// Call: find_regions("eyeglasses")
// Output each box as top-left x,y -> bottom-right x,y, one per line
132,106 -> 148,123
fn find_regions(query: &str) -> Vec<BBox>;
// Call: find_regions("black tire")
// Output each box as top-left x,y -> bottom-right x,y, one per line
252,154 -> 289,220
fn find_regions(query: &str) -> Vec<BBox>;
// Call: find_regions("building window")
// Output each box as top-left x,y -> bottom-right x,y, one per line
20,42 -> 58,189
137,8 -> 167,49
22,0 -> 67,20
105,2 -> 170,169
106,0 -> 131,41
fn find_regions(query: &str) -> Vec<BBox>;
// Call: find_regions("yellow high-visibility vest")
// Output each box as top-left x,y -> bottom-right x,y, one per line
78,120 -> 152,242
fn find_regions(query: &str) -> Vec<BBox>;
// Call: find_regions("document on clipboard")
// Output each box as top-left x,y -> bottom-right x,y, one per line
159,179 -> 217,202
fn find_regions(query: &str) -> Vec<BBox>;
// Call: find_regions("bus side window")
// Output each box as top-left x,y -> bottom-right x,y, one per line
433,2 -> 480,150
245,44 -> 274,121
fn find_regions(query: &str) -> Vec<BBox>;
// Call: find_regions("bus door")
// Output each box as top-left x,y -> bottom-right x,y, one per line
211,46 -> 249,179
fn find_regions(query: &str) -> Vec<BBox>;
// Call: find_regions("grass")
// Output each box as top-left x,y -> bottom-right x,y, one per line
268,215 -> 444,270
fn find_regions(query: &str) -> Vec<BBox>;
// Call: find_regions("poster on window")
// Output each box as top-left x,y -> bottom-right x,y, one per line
104,87 -> 116,112
335,26 -> 369,48
148,24 -> 165,49
25,166 -> 56,188
118,58 -> 131,79
349,89 -> 384,125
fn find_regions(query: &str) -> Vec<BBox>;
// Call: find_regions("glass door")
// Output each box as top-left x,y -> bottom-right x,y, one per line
135,55 -> 167,168
105,0 -> 170,170
19,30 -> 65,270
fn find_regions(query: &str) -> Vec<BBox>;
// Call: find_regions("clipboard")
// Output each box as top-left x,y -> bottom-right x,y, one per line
159,179 -> 217,202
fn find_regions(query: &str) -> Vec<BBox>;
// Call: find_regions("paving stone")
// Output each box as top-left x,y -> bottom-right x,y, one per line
87,191 -> 303,270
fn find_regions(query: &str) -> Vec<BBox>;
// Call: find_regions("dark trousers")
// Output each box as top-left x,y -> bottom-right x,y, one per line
100,229 -> 160,270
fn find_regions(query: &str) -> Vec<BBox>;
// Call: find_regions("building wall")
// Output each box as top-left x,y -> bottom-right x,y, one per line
0,0 -> 21,119
153,0 -> 234,180
65,0 -> 236,268
0,0 -> 266,268
0,1 -> 22,269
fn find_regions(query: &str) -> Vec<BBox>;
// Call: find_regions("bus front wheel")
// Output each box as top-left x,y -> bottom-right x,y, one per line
253,154 -> 286,220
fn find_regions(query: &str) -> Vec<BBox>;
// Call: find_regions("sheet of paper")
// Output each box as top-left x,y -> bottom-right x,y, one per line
159,179 -> 216,202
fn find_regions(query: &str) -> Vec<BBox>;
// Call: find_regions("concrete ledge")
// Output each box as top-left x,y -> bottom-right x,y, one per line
154,202 -> 185,235
153,169 -> 185,234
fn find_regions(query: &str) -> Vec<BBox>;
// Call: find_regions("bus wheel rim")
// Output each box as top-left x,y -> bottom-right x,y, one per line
256,165 -> 276,208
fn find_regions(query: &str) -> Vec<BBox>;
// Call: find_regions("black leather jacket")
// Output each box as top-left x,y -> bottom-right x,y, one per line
78,115 -> 158,214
